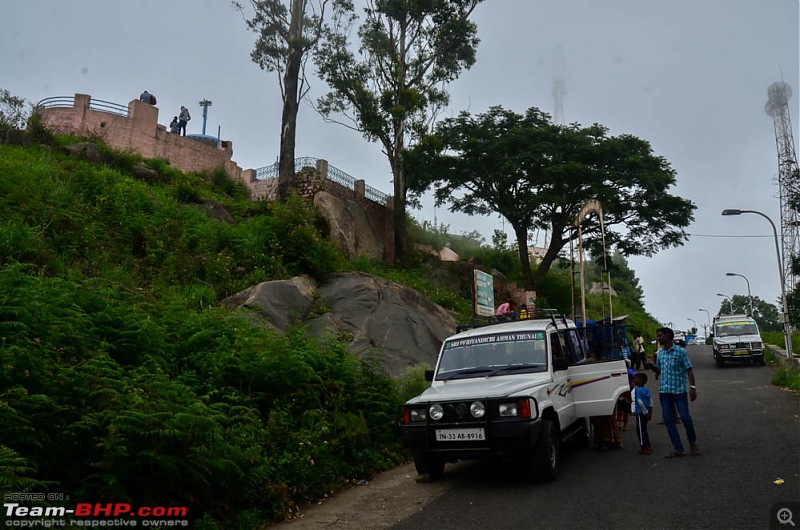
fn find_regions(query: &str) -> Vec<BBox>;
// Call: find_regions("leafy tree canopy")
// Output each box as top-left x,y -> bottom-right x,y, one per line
406,105 -> 696,289
314,0 -> 483,260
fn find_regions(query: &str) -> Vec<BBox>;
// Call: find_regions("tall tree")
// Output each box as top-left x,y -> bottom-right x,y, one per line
235,0 -> 334,201
406,105 -> 696,290
314,0 -> 483,262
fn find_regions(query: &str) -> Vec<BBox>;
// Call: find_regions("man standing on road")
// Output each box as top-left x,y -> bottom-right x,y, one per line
632,331 -> 645,370
650,327 -> 700,458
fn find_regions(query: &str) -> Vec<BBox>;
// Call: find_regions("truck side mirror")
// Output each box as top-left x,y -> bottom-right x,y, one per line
424,369 -> 434,382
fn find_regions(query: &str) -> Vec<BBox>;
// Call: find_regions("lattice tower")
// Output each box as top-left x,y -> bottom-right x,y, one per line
766,81 -> 800,293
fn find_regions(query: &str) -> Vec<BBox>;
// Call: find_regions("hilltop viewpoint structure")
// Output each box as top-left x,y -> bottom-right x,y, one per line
35,93 -> 396,262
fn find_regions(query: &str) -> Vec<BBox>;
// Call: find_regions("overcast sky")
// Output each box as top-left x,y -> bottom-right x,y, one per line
3,0 -> 799,332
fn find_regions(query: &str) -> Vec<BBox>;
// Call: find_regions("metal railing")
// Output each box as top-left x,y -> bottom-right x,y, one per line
253,157 -> 390,206
36,96 -> 130,118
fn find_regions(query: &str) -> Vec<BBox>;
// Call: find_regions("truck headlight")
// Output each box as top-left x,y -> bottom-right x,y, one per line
470,401 -> 485,418
498,399 -> 534,419
410,408 -> 427,422
498,402 -> 519,417
429,404 -> 444,421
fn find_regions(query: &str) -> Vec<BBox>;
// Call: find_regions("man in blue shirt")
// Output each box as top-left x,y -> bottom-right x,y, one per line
651,327 -> 700,458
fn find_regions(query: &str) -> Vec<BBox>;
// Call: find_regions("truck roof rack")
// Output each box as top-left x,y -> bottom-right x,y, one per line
455,309 -> 565,333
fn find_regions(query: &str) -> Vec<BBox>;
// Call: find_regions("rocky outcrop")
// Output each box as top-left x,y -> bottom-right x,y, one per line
221,272 -> 456,376
314,191 -> 384,261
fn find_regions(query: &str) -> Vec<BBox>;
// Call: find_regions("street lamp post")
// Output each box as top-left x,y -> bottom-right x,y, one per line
686,317 -> 697,343
726,272 -> 753,316
699,308 -> 711,340
722,208 -> 793,358
716,293 -> 733,315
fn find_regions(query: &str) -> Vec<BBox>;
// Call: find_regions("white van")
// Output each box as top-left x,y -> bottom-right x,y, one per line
711,314 -> 765,367
399,314 -> 630,481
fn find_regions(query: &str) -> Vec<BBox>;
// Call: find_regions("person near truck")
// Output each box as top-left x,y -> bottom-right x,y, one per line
650,327 -> 700,458
631,331 -> 645,370
631,372 -> 653,455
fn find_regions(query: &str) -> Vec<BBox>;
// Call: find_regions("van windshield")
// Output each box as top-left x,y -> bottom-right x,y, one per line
715,321 -> 758,337
437,332 -> 547,380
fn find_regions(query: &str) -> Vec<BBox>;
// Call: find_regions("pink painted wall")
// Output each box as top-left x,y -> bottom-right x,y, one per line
39,94 -> 247,182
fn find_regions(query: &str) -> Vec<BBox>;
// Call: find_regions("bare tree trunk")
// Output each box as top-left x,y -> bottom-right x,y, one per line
514,225 -> 534,291
392,164 -> 408,263
277,0 -> 305,202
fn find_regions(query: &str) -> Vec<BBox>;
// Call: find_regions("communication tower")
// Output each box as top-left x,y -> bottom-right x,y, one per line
765,81 -> 800,293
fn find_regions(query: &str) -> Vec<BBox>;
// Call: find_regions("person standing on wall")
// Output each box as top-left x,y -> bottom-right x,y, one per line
178,106 -> 191,137
139,90 -> 157,105
650,327 -> 700,458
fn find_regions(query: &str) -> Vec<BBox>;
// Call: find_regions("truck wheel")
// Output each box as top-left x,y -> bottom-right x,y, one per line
757,356 -> 766,366
534,419 -> 560,481
715,355 -> 725,368
413,453 -> 445,480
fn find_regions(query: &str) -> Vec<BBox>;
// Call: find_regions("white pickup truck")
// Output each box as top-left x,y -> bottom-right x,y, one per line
399,314 -> 630,481
712,314 -> 765,367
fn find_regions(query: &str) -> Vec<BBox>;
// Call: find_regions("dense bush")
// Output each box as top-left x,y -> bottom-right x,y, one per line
0,142 -> 399,527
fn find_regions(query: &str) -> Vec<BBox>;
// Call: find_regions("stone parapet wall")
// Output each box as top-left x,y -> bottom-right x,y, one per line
38,94 -> 246,181
248,161 -> 395,262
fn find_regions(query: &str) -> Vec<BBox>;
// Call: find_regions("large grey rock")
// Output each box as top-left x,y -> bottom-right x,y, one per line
222,272 -> 456,376
221,275 -> 317,331
314,191 -> 384,261
316,272 -> 456,375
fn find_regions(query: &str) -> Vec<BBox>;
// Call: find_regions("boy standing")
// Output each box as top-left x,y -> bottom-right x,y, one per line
631,372 -> 653,454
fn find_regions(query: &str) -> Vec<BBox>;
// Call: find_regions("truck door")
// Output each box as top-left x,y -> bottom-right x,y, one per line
568,359 -> 629,418
549,330 -> 575,427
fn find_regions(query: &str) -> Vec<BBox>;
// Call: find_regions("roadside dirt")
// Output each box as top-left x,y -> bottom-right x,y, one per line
269,461 -> 470,529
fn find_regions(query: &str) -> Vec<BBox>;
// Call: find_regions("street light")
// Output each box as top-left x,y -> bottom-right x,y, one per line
721,208 -> 793,358
726,272 -> 753,316
686,317 -> 697,342
716,293 -> 733,314
699,308 -> 711,339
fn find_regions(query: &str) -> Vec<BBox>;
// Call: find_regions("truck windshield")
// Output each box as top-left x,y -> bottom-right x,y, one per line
715,322 -> 758,337
437,332 -> 547,380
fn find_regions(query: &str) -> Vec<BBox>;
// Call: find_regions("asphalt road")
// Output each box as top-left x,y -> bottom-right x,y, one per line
393,345 -> 800,530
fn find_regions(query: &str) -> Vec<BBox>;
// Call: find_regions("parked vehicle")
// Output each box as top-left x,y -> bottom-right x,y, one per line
399,312 -> 629,481
711,314 -> 765,367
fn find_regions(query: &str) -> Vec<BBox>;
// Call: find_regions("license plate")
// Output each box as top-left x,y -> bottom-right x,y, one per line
436,428 -> 485,442
733,350 -> 750,356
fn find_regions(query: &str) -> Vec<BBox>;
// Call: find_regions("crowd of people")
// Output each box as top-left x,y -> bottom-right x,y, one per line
139,91 -> 191,137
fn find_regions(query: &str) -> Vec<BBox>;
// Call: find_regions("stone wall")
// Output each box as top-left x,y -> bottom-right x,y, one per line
242,160 -> 395,262
36,93 -> 395,262
38,94 -> 247,181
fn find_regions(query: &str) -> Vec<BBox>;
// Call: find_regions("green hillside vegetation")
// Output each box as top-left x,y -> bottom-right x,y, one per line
0,124 -> 663,528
